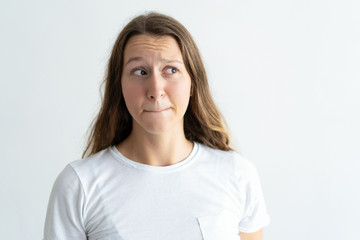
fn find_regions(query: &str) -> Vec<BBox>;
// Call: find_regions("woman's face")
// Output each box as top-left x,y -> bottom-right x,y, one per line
121,34 -> 192,135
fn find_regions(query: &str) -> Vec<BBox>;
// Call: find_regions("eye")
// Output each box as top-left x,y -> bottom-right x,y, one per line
133,69 -> 147,76
164,67 -> 177,74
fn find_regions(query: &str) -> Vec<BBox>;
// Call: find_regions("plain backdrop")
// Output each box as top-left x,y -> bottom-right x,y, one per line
1,0 -> 359,239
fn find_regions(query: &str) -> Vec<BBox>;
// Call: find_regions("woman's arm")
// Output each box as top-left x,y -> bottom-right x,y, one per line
238,229 -> 263,240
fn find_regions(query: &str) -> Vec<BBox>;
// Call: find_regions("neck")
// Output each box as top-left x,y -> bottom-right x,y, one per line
116,125 -> 193,166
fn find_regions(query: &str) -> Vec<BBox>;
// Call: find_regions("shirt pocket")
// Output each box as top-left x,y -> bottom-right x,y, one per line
196,210 -> 240,240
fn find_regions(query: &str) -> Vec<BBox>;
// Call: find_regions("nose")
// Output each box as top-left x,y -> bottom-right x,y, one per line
146,72 -> 165,100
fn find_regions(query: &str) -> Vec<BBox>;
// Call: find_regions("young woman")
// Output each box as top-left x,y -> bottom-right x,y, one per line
43,12 -> 270,240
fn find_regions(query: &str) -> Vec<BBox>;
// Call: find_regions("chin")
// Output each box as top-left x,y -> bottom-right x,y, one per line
132,116 -> 184,135
142,125 -> 173,135
140,120 -> 184,135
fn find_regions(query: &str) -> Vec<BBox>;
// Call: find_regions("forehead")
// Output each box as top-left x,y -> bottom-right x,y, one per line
123,34 -> 182,59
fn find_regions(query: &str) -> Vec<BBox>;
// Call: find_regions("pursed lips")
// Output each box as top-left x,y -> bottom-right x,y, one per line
143,107 -> 171,113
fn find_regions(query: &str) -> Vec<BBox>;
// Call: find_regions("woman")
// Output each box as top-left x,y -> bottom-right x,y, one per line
43,12 -> 270,240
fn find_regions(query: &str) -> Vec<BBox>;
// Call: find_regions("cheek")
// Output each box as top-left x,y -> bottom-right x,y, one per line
169,80 -> 192,105
122,83 -> 142,110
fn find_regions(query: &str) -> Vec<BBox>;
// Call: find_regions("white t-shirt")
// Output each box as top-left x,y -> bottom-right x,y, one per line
43,142 -> 270,240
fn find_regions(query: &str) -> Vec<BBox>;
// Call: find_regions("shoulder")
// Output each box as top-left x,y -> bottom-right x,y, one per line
197,143 -> 258,179
53,147 -> 119,196
51,164 -> 81,195
68,147 -> 119,178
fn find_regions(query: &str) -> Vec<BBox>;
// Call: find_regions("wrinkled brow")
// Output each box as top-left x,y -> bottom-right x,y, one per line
124,57 -> 184,67
124,57 -> 143,67
161,58 -> 184,65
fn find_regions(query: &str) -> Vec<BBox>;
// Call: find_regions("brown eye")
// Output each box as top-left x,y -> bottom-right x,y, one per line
165,67 -> 177,74
134,69 -> 147,76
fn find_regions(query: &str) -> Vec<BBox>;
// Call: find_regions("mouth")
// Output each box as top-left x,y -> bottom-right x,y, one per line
144,108 -> 171,113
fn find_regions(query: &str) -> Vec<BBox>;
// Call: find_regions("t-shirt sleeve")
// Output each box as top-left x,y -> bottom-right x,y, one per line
237,160 -> 270,233
43,164 -> 87,240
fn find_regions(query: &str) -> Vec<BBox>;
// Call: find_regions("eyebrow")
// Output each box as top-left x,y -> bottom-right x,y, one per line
161,58 -> 184,65
124,57 -> 142,66
124,57 -> 184,67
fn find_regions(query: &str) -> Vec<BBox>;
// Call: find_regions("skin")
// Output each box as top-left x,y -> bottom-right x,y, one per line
117,34 -> 193,166
116,34 -> 263,240
239,229 -> 263,240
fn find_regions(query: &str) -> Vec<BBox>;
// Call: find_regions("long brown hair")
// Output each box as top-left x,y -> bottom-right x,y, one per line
82,12 -> 231,158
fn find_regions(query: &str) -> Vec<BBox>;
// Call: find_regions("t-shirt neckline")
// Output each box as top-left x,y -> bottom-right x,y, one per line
109,142 -> 200,173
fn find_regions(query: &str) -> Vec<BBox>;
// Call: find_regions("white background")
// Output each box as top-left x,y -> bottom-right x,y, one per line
1,0 -> 359,239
